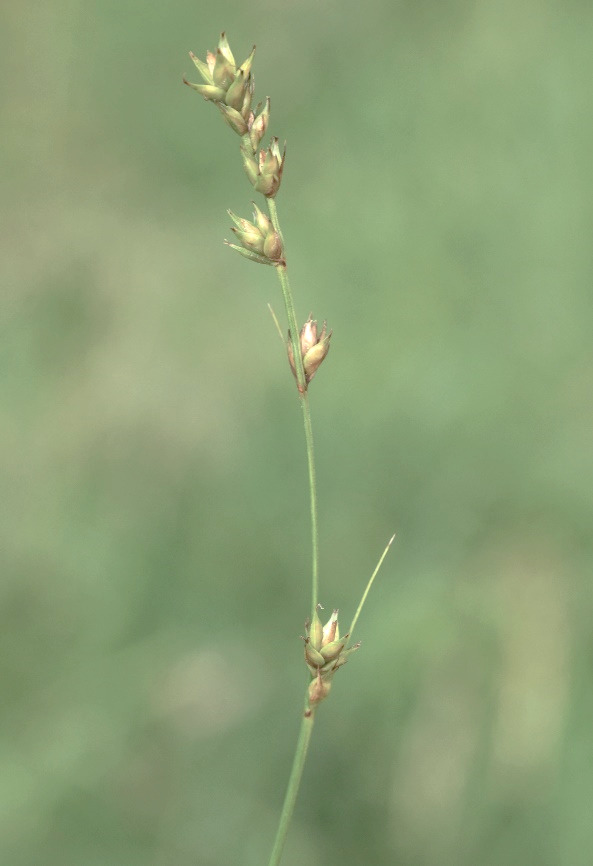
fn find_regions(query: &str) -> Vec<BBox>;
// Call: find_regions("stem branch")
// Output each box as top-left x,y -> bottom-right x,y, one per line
348,534 -> 396,643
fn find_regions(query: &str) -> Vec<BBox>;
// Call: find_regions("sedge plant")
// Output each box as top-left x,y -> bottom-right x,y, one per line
184,33 -> 394,866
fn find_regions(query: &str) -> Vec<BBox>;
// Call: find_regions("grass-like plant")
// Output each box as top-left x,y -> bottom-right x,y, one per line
184,33 -> 394,865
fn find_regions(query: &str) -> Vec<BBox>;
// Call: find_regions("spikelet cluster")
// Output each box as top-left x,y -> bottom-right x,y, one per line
185,33 -> 331,390
302,608 -> 360,706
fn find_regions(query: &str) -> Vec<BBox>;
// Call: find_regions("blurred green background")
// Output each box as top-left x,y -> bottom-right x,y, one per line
2,1 -> 593,864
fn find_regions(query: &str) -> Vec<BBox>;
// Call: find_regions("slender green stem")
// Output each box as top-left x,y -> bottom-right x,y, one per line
265,196 -> 320,865
268,699 -> 316,866
300,391 -> 319,614
267,198 -> 319,616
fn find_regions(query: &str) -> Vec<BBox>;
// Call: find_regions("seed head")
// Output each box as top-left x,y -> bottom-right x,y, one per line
302,608 -> 360,707
249,98 -> 270,151
184,34 -> 256,132
287,315 -> 332,389
225,207 -> 284,266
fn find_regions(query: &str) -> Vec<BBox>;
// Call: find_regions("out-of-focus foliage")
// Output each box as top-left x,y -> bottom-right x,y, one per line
2,1 -> 593,864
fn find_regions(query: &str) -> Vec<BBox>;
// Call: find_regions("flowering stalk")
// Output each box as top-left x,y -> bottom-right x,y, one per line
184,33 -> 393,866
